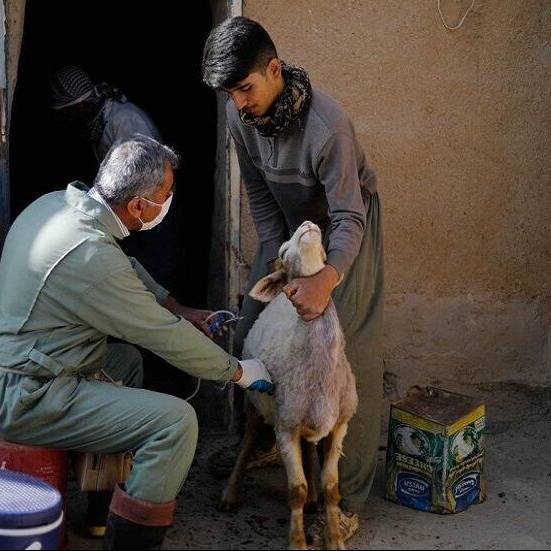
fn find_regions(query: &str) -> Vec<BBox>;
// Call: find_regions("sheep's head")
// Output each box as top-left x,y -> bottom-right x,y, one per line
249,221 -> 326,303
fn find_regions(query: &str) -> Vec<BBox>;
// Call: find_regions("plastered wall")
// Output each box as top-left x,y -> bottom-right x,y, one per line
5,0 -> 25,115
240,0 -> 551,390
6,1 -> 550,395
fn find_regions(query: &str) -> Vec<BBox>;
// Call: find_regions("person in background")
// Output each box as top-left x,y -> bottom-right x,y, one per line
50,65 -> 161,163
49,64 -> 178,291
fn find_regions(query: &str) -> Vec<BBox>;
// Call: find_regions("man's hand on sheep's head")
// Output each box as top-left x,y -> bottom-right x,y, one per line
283,264 -> 341,321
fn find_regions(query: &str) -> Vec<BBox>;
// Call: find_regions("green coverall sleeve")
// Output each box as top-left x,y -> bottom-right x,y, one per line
128,256 -> 169,304
75,265 -> 239,385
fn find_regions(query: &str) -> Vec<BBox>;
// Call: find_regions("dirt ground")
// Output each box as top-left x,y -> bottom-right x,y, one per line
65,382 -> 551,550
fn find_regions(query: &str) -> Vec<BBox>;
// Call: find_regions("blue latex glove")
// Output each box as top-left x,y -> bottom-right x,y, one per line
207,312 -> 244,334
207,312 -> 226,334
237,359 -> 275,394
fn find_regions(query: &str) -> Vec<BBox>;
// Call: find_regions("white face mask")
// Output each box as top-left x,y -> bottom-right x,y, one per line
137,193 -> 173,231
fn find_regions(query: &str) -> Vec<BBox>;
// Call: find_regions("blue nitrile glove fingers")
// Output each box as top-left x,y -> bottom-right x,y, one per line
237,359 -> 275,394
248,380 -> 274,393
207,313 -> 226,334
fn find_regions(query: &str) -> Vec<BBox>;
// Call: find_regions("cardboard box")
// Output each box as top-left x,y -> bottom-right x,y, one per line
73,452 -> 132,492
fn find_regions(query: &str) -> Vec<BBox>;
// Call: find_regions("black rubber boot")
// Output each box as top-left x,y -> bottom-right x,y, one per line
86,491 -> 113,538
103,512 -> 167,550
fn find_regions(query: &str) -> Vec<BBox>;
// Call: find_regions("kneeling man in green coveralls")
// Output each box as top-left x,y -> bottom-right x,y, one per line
0,136 -> 273,549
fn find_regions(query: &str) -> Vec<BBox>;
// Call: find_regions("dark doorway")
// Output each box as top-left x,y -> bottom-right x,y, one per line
10,2 -> 220,406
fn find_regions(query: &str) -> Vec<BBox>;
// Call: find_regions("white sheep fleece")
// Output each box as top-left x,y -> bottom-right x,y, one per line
243,292 -> 358,443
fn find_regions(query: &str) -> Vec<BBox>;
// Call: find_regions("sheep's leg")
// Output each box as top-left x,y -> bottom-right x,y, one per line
322,422 -> 349,550
219,406 -> 261,511
277,428 -> 308,550
301,439 -> 319,513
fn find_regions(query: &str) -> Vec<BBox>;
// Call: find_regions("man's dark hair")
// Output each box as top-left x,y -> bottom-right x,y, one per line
202,16 -> 277,89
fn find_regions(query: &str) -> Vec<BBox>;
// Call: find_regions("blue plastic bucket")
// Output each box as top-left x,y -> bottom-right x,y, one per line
0,469 -> 63,550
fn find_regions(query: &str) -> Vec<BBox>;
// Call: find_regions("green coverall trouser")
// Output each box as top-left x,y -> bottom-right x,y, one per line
1,343 -> 198,503
234,193 -> 384,514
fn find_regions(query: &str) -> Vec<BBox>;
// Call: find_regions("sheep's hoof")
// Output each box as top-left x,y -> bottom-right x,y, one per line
217,485 -> 241,512
217,498 -> 239,512
218,487 -> 239,512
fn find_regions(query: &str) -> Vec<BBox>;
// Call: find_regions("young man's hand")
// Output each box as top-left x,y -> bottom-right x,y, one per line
163,296 -> 214,337
282,265 -> 340,321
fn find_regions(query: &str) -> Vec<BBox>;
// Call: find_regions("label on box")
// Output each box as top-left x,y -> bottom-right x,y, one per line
396,472 -> 433,511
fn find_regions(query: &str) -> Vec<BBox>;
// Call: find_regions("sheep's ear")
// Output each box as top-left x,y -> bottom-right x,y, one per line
249,270 -> 287,303
273,257 -> 285,271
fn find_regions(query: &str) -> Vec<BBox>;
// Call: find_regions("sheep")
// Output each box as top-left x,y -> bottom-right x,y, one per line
220,220 -> 358,550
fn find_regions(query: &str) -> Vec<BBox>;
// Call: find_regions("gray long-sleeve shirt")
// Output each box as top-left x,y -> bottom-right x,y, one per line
227,88 -> 377,275
94,99 -> 162,162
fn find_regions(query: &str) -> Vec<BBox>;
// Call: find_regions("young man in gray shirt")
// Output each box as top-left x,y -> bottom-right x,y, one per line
203,16 -> 384,543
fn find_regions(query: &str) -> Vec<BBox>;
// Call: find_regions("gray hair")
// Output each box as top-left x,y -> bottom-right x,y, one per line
94,135 -> 179,205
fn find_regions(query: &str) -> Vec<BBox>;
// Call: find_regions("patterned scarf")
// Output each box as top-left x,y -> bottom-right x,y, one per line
240,62 -> 312,137
86,84 -> 126,143
87,105 -> 106,143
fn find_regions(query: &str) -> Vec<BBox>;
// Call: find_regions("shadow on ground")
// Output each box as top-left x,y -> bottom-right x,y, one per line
65,382 -> 551,550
